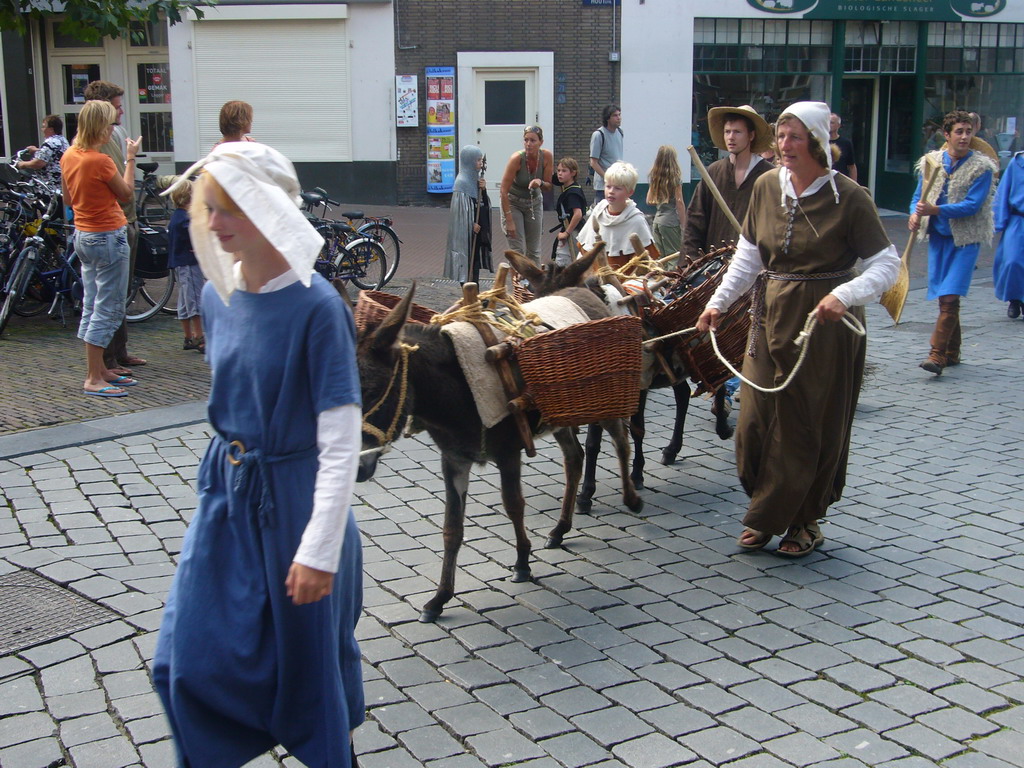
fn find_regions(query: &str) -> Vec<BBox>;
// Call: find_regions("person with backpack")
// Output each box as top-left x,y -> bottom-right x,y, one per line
552,157 -> 587,266
589,105 -> 624,206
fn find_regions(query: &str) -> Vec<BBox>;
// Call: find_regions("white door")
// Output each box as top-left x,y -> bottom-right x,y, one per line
472,69 -> 538,197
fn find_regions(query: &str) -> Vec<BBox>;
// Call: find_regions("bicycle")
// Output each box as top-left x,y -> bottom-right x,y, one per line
135,160 -> 171,226
126,223 -> 177,323
300,190 -> 388,291
0,195 -> 80,336
340,209 -> 400,287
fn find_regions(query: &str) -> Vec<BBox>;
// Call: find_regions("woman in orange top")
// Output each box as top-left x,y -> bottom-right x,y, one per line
61,100 -> 141,397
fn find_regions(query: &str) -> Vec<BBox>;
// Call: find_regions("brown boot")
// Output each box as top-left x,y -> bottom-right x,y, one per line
945,315 -> 961,366
920,297 -> 959,375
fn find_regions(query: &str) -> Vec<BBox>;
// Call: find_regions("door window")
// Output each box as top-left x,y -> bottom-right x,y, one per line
484,80 -> 526,125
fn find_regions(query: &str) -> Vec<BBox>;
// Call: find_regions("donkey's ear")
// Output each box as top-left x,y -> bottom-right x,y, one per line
371,284 -> 415,353
505,250 -> 545,286
561,240 -> 604,286
331,277 -> 355,309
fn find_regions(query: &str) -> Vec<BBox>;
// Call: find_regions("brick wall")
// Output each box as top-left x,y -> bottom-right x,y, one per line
394,0 -> 620,206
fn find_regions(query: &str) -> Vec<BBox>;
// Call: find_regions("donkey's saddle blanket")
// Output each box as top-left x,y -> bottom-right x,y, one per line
441,295 -> 591,428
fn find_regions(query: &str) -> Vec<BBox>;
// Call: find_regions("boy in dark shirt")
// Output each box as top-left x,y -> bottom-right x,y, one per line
553,157 -> 587,266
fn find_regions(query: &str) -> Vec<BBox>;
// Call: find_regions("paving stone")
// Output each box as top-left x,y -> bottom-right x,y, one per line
38,654 -> 96,697
573,706 -> 653,747
0,711 -> 56,748
720,706 -> 794,742
601,681 -> 675,712
731,679 -> 807,713
764,731 -> 841,766
869,685 -> 949,717
918,706 -> 1000,741
0,678 -> 44,717
638,703 -> 716,737
508,663 -> 576,697
680,725 -> 761,764
884,723 -> 965,761
397,725 -> 464,762
473,683 -> 537,716
509,706 -> 573,741
441,659 -> 508,690
47,688 -> 109,720
823,729 -> 909,765
776,702 -> 858,738
69,735 -> 140,768
466,728 -> 545,766
824,661 -> 896,693
0,736 -> 64,768
971,730 -> 1024,766
539,731 -> 611,768
124,714 -> 173,745
60,712 -> 120,747
370,701 -> 435,735
611,732 -> 696,768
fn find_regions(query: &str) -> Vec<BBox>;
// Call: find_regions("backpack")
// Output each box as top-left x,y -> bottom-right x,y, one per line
586,127 -> 624,186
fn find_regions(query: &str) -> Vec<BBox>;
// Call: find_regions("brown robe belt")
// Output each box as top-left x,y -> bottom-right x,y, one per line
747,268 -> 856,358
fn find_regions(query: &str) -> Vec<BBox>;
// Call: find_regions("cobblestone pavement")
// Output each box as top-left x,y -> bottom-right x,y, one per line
2,264 -> 1024,768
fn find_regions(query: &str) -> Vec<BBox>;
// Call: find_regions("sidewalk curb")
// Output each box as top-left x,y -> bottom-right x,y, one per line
0,401 -> 208,460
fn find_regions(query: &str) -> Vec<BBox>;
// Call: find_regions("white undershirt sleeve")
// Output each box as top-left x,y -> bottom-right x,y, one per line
830,244 -> 901,308
705,235 -> 763,313
293,403 -> 361,573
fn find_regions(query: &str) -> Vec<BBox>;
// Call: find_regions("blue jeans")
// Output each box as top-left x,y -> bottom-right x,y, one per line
76,227 -> 129,348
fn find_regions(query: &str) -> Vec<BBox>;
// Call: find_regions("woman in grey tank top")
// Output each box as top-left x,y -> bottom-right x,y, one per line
499,125 -> 554,263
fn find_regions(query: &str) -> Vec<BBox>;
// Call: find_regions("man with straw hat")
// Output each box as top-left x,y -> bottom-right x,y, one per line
910,109 -> 997,375
683,104 -> 773,258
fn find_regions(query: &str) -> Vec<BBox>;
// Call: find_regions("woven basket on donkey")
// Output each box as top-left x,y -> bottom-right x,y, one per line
646,259 -> 752,393
516,314 -> 643,427
354,291 -> 437,333
511,271 -> 535,304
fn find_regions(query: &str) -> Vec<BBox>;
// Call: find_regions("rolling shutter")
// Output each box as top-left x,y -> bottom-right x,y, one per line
193,18 -> 351,162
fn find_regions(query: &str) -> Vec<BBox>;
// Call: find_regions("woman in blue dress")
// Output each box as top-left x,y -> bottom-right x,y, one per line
994,152 -> 1024,319
153,142 -> 364,767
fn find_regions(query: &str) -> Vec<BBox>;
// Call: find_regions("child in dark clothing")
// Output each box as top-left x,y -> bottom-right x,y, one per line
166,181 -> 206,353
553,157 -> 587,266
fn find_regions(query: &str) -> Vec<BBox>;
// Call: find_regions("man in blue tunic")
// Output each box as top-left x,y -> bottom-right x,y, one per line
909,110 -> 997,375
993,151 -> 1024,319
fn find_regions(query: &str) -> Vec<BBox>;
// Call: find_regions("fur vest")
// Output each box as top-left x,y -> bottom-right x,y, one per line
916,150 -> 997,247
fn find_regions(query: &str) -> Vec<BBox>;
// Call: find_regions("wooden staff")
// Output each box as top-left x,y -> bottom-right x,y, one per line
687,145 -> 742,235
469,155 -> 487,278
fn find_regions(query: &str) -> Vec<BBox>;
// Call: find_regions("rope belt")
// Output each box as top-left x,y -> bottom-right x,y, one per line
216,433 -> 318,527
747,268 -> 855,357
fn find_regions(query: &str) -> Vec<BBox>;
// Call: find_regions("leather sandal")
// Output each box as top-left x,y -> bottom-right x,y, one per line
737,528 -> 771,551
777,523 -> 824,558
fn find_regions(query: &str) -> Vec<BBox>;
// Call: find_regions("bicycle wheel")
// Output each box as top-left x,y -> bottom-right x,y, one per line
138,192 -> 171,227
126,270 -> 177,323
14,244 -> 61,317
0,247 -> 37,335
338,239 -> 387,291
359,223 -> 401,286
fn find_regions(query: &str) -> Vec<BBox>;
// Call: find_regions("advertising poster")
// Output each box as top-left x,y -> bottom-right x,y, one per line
396,75 -> 418,128
137,63 -> 171,104
426,66 -> 456,193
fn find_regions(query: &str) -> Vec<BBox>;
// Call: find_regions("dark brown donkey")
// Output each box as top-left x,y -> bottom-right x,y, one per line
356,255 -> 641,623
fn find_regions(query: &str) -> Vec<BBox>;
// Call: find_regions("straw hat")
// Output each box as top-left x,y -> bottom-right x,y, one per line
707,105 -> 773,155
939,136 -> 998,163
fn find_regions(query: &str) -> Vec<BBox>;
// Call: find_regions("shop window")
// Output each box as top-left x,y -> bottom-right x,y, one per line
62,64 -> 101,104
924,74 -> 1024,168
139,113 -> 173,153
51,23 -> 102,48
694,18 -> 832,75
129,20 -> 169,47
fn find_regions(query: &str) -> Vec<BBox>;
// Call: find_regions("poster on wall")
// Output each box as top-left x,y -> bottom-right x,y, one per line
137,63 -> 171,104
396,75 -> 418,128
426,66 -> 456,193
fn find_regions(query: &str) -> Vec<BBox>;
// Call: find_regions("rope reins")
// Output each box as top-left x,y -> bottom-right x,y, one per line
642,309 -> 865,395
360,341 -> 418,457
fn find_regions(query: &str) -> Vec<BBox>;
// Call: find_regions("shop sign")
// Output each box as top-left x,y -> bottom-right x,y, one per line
426,66 -> 456,194
746,0 -> 1007,22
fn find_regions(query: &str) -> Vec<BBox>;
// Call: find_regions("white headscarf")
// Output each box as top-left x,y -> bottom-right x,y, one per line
163,142 -> 324,305
778,101 -> 840,205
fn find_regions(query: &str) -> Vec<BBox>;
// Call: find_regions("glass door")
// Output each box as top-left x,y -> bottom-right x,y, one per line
127,55 -> 173,172
875,75 -> 918,211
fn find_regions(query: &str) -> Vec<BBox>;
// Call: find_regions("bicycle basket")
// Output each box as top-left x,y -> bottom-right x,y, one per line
136,225 -> 170,278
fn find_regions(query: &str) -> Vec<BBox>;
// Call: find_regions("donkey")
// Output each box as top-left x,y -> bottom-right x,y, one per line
510,258 -> 734,511
356,253 -> 641,623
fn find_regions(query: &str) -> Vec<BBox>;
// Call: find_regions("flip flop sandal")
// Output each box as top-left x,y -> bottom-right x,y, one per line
776,524 -> 825,558
737,528 -> 771,551
105,375 -> 138,387
84,386 -> 128,398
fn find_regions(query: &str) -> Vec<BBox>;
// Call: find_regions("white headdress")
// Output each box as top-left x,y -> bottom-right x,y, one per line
778,101 -> 840,205
163,142 -> 323,305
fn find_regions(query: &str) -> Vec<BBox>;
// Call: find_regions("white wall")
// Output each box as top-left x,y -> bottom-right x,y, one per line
621,0 -> 695,181
348,2 -> 396,162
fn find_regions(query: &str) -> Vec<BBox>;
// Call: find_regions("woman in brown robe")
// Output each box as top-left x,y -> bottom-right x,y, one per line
697,101 -> 899,557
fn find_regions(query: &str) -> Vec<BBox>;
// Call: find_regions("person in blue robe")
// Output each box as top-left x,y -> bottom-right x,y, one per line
993,152 -> 1024,319
153,142 -> 364,768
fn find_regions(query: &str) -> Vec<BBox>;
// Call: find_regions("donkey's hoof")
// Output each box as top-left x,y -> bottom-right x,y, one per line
626,497 -> 644,513
418,607 -> 442,623
545,535 -> 563,549
631,476 -> 645,490
661,450 -> 678,465
510,567 -> 532,583
576,497 -> 593,512
717,426 -> 735,440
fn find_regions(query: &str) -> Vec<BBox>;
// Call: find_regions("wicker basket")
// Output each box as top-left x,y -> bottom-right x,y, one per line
647,255 -> 751,393
354,290 -> 437,332
516,315 -> 643,427
510,271 -> 535,305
